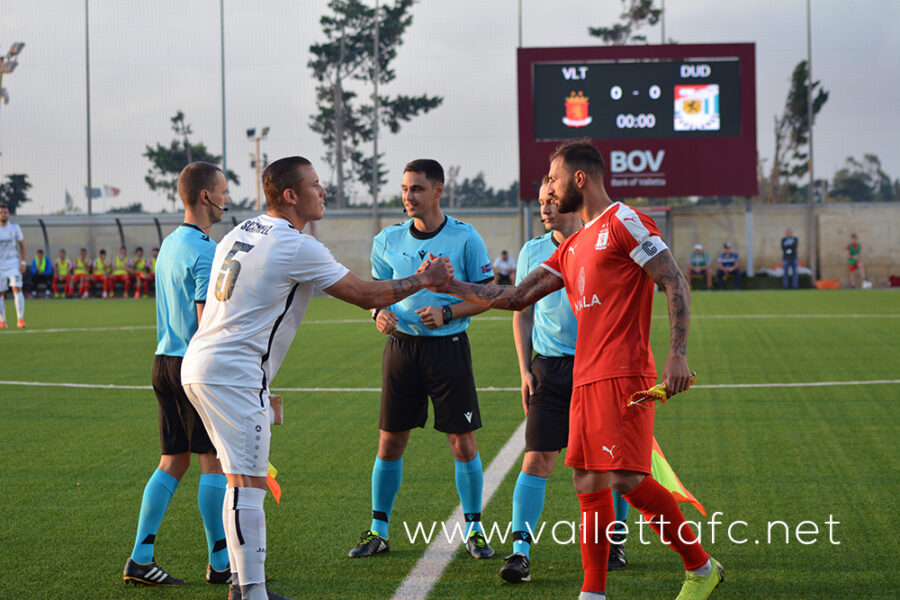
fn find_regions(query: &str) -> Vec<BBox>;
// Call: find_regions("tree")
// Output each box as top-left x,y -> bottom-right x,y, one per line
829,154 -> 897,203
450,173 -> 519,208
769,61 -> 828,202
143,111 -> 239,210
308,0 -> 443,208
0,174 -> 32,214
588,0 -> 661,45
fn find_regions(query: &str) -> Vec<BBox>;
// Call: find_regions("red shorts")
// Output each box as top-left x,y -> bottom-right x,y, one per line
565,376 -> 656,474
848,264 -> 858,272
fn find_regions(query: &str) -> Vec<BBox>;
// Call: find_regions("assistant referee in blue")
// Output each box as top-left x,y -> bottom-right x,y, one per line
123,161 -> 231,586
500,177 -> 631,584
348,159 -> 497,560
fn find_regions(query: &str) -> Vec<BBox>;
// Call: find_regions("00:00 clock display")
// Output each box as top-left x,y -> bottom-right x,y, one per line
615,113 -> 656,129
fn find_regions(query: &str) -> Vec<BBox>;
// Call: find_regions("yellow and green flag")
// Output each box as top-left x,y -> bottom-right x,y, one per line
267,462 -> 282,504
650,437 -> 706,516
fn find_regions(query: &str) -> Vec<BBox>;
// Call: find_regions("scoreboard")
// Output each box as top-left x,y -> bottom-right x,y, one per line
518,44 -> 757,198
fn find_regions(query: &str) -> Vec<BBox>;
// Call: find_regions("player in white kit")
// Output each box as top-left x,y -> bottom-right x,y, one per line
181,156 -> 452,600
0,203 -> 27,329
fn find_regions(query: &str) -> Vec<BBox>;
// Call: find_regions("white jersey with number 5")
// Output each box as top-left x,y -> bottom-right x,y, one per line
182,214 -> 349,394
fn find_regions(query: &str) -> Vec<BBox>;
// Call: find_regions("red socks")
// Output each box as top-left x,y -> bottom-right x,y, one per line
624,476 -> 709,570
577,488 -> 614,593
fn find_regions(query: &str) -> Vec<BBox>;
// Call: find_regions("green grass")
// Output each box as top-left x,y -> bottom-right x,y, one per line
1,289 -> 898,599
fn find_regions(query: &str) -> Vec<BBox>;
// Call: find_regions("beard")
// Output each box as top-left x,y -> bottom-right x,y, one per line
555,179 -> 584,214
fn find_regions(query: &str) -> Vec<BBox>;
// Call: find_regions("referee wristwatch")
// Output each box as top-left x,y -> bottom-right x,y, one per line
442,305 -> 453,325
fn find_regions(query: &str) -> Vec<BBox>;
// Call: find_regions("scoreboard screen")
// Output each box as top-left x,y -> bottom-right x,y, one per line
532,59 -> 742,140
518,44 -> 757,198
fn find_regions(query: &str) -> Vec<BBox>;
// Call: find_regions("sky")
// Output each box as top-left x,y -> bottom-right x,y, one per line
0,0 -> 898,214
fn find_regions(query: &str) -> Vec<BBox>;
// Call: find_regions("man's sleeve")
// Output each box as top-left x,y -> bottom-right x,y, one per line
464,228 -> 494,283
515,243 -> 530,285
370,232 -> 392,280
15,225 -> 23,242
194,245 -> 215,303
541,245 -> 563,279
612,209 -> 668,268
292,237 -> 349,289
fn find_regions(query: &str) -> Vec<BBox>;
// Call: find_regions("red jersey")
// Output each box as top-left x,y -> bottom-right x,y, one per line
542,202 -> 667,387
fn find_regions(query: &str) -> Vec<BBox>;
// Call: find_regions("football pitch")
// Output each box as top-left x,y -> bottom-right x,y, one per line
1,289 -> 898,599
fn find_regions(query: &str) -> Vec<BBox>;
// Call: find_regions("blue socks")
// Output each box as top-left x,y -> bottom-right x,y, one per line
130,469 -> 179,564
370,456 -> 403,538
198,473 -> 229,570
455,453 -> 484,536
612,489 -> 630,533
511,471 -> 548,557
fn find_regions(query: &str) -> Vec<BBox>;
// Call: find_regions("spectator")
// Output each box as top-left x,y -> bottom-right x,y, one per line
493,250 -> 516,285
29,249 -> 54,298
53,248 -> 73,298
781,229 -> 799,289
846,233 -> 867,288
685,243 -> 712,290
716,242 -> 742,290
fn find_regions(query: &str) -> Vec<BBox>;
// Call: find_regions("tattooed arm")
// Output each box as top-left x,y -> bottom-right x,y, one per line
438,266 -> 564,311
643,249 -> 692,396
324,257 -> 454,309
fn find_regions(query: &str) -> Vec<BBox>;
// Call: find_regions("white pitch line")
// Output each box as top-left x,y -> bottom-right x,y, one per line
391,418 -> 528,600
2,313 -> 897,335
674,313 -> 900,320
1,379 -> 900,392
0,325 -> 156,335
693,379 -> 900,389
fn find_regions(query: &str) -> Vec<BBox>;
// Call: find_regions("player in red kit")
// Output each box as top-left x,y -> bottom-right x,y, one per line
435,140 -> 723,600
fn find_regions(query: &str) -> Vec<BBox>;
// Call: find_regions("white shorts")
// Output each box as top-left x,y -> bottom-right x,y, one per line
183,383 -> 271,477
0,268 -> 22,292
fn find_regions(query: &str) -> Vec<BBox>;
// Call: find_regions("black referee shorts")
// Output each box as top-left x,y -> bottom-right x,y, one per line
524,354 -> 574,452
153,355 -> 215,455
380,331 -> 481,434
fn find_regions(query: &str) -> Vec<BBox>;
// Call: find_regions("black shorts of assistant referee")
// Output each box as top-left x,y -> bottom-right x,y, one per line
153,354 -> 215,455
525,354 -> 574,452
380,331 -> 482,433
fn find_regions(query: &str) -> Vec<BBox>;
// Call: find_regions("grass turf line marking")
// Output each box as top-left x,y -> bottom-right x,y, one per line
391,418 -> 528,600
2,379 -> 900,392
3,313 -> 897,334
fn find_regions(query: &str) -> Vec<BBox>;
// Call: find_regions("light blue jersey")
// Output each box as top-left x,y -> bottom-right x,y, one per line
155,223 -> 215,356
516,232 -> 577,357
371,215 -> 493,337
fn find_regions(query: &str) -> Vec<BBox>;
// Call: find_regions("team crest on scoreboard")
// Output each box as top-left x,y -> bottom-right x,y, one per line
562,91 -> 592,128
674,84 -> 721,131
595,228 -> 609,250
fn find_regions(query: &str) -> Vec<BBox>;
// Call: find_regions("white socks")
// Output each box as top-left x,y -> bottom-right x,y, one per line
689,558 -> 713,577
14,291 -> 24,319
223,486 -> 267,599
